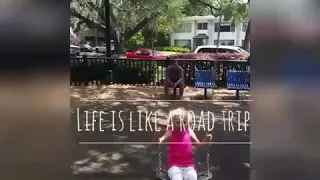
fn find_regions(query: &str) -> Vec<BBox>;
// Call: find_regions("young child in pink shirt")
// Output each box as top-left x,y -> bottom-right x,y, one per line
158,108 -> 212,180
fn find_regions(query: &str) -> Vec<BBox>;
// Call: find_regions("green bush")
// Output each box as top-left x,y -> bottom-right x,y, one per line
157,46 -> 191,53
126,31 -> 145,50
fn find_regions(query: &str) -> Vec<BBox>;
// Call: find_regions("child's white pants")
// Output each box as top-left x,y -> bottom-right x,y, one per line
168,166 -> 197,180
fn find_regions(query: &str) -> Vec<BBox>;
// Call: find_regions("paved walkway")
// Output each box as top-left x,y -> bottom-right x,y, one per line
71,85 -> 251,180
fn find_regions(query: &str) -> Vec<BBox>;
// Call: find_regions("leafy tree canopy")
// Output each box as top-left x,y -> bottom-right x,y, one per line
70,0 -> 188,39
188,0 -> 249,22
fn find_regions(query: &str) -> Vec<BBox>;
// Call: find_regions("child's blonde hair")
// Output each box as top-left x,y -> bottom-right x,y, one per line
169,108 -> 193,124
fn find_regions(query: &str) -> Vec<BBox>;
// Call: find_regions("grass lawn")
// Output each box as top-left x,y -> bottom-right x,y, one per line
160,51 -> 179,55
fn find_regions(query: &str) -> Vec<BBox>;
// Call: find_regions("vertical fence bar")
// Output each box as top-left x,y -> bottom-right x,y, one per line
82,55 -> 88,86
148,60 -> 152,86
91,58 -> 95,85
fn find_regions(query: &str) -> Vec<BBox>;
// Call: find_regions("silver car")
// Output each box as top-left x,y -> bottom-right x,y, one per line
93,42 -> 115,53
70,45 -> 81,56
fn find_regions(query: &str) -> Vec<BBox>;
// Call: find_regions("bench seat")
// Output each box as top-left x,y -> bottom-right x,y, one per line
195,70 -> 216,98
226,70 -> 250,99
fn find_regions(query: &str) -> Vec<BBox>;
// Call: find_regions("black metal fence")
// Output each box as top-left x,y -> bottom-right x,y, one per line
70,56 -> 249,88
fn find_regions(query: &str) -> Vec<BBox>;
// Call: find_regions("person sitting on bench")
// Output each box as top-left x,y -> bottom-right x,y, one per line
164,59 -> 184,97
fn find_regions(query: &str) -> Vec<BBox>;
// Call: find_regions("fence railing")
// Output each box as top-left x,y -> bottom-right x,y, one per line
70,56 -> 249,87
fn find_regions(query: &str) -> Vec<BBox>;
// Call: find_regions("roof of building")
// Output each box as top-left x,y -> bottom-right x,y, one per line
193,33 -> 209,39
195,45 -> 241,50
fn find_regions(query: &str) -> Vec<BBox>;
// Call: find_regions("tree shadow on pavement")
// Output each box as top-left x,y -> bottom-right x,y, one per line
71,85 -> 251,180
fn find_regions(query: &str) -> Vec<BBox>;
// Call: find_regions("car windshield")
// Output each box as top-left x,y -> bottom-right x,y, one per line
70,46 -> 80,50
152,50 -> 162,55
237,48 -> 249,53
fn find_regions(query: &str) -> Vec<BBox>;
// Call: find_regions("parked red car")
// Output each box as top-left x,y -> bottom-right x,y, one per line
126,48 -> 166,60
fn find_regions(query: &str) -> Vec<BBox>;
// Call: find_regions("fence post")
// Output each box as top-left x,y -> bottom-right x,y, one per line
70,58 -> 73,86
108,70 -> 113,84
164,56 -> 171,68
83,55 -> 88,86
223,61 -> 228,88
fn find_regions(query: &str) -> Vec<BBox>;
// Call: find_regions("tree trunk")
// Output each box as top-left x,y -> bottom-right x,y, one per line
104,0 -> 112,57
71,8 -> 155,52
114,40 -> 126,54
113,31 -> 126,54
72,21 -> 84,33
142,28 -> 153,48
118,38 -> 126,54
243,21 -> 250,51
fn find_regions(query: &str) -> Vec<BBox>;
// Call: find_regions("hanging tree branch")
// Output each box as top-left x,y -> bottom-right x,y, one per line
124,15 -> 157,40
209,8 -> 221,17
88,1 -> 106,22
70,10 -> 106,32
192,0 -> 237,17
73,20 -> 85,33
189,0 -> 222,16
195,0 -> 221,11
70,0 -> 163,46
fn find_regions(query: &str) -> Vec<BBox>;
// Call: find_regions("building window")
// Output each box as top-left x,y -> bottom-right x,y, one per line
174,23 -> 192,33
214,40 -> 235,46
174,39 -> 191,48
197,23 -> 208,30
214,23 -> 235,32
242,22 -> 248,32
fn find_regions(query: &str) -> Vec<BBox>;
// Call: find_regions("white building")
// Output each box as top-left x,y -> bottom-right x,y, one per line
77,29 -> 105,46
170,15 -> 248,50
